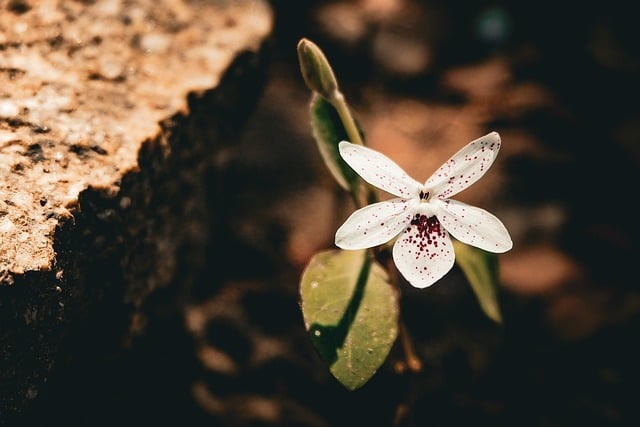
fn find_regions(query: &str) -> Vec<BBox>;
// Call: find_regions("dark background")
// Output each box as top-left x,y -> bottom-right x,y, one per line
22,1 -> 640,426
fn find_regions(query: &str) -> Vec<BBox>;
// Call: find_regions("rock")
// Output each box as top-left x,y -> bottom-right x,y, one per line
0,0 -> 272,423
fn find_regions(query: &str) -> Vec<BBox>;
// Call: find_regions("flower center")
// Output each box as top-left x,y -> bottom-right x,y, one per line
410,214 -> 443,239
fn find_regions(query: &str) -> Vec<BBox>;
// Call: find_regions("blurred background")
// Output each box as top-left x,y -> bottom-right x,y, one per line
30,1 -> 640,426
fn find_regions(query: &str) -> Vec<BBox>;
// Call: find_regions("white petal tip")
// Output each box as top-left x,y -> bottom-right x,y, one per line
395,258 -> 453,290
498,240 -> 513,253
475,131 -> 501,148
408,279 -> 438,289
334,233 -> 369,250
484,240 -> 513,253
484,131 -> 500,141
334,235 -> 347,249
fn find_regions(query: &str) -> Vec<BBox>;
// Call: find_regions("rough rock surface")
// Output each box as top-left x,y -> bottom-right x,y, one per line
0,0 -> 272,423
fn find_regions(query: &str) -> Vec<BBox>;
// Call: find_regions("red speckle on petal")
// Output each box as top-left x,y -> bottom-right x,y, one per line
405,214 -> 446,259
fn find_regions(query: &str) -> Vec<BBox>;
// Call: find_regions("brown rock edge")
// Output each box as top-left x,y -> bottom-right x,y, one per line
0,0 -> 272,422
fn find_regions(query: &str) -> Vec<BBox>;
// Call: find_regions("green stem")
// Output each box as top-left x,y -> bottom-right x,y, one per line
373,246 -> 422,373
329,90 -> 373,208
331,91 -> 364,146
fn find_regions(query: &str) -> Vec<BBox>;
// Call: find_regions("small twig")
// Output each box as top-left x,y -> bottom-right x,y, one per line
398,318 -> 422,373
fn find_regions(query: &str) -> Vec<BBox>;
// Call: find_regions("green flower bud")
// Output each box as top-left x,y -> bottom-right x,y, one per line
297,38 -> 339,100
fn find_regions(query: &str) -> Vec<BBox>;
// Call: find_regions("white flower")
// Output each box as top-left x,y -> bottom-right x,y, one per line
335,132 -> 513,288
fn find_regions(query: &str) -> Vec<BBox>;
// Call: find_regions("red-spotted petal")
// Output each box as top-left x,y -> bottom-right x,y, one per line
338,141 -> 422,198
392,214 -> 455,288
335,199 -> 414,250
435,198 -> 512,253
425,132 -> 501,199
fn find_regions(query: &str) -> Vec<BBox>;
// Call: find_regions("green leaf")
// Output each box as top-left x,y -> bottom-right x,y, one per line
310,94 -> 360,192
300,249 -> 399,390
453,240 -> 503,324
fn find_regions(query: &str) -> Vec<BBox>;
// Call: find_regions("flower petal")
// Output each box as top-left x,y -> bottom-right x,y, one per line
435,199 -> 512,253
392,214 -> 455,288
338,141 -> 422,198
425,132 -> 501,199
335,199 -> 414,249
